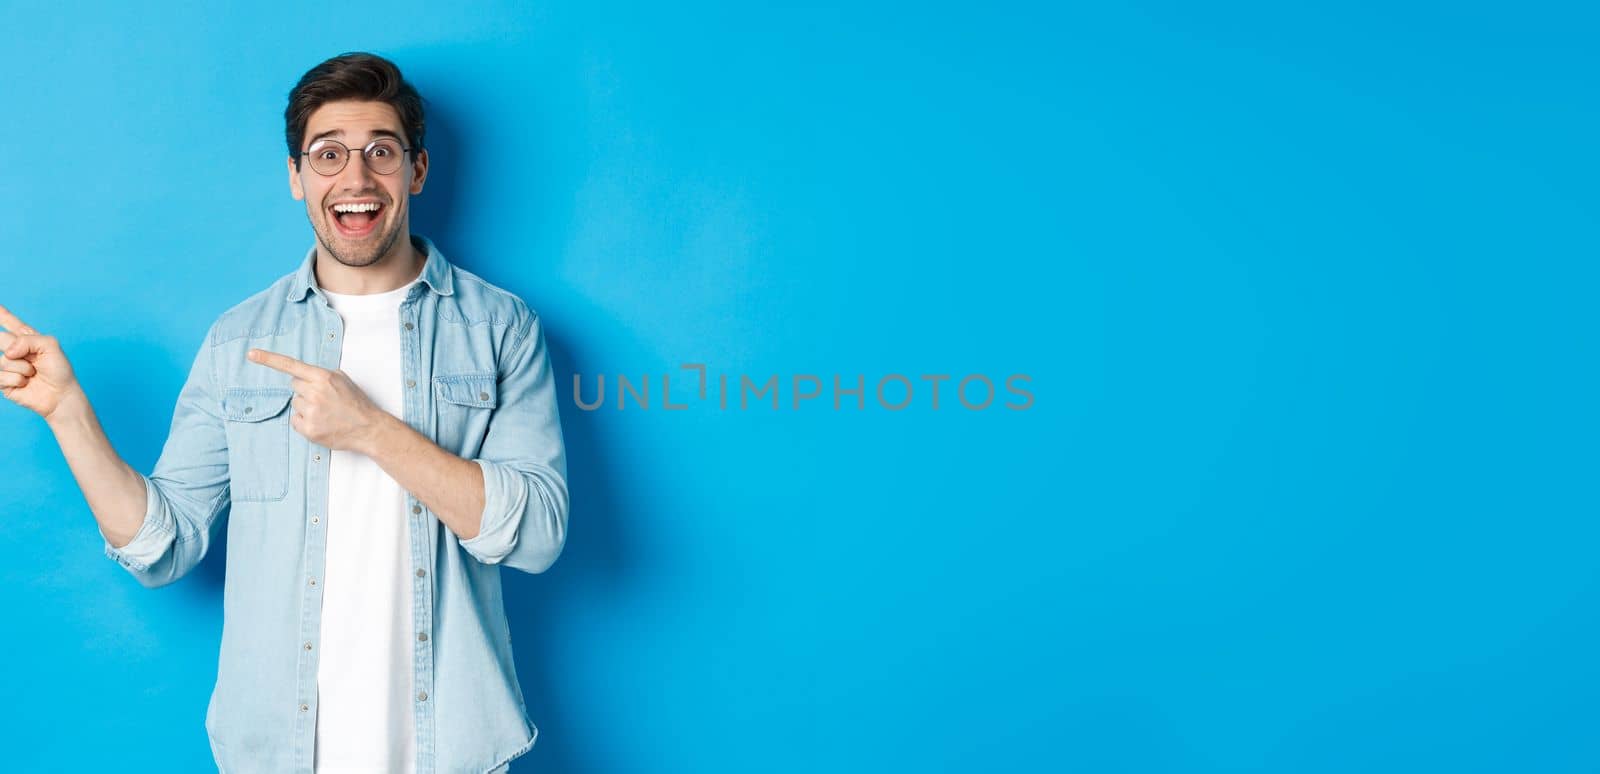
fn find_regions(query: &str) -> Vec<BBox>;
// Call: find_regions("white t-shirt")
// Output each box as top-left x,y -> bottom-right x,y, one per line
314,273 -> 420,774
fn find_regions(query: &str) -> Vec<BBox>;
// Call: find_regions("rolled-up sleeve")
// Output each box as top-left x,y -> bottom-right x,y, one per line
103,326 -> 231,588
101,472 -> 175,572
459,310 -> 569,574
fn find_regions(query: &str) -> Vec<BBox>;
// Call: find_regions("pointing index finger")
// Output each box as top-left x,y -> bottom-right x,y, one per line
0,304 -> 37,334
248,348 -> 320,378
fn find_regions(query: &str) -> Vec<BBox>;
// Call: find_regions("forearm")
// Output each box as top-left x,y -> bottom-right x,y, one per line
363,413 -> 485,541
44,384 -> 148,548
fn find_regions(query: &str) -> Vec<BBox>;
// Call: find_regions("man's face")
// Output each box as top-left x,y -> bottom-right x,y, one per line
287,100 -> 428,267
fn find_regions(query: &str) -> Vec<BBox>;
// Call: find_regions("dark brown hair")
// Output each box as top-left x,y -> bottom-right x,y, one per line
285,52 -> 426,170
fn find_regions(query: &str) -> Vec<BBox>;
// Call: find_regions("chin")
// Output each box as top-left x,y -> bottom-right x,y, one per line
328,225 -> 397,265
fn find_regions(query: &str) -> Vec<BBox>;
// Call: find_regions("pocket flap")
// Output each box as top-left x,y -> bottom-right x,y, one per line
434,372 -> 498,408
222,387 -> 295,422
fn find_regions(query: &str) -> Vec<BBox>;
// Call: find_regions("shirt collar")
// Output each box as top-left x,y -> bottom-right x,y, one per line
286,233 -> 455,303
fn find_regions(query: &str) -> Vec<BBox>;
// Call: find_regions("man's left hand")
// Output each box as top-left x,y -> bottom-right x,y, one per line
247,348 -> 391,455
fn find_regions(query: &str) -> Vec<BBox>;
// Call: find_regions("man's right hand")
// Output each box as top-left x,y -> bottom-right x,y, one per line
0,304 -> 81,422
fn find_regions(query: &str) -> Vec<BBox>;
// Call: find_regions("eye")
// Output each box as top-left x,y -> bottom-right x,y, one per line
370,146 -> 392,158
319,149 -> 340,161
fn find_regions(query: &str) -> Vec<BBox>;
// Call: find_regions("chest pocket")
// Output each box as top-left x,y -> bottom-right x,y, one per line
221,387 -> 295,502
433,372 -> 498,455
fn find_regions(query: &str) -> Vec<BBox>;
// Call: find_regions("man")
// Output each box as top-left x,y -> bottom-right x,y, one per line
1,52 -> 568,773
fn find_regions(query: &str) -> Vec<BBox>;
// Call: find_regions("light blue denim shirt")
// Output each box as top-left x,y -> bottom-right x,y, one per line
100,233 -> 569,773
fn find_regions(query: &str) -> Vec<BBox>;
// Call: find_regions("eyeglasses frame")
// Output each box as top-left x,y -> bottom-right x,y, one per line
297,137 -> 418,176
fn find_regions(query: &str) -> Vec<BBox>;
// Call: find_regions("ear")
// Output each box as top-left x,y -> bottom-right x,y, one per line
287,155 -> 304,201
409,148 -> 429,195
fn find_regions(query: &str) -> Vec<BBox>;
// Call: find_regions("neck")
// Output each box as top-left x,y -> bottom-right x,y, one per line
314,228 -> 423,295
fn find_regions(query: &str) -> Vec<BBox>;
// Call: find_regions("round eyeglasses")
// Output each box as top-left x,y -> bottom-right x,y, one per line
299,137 -> 416,176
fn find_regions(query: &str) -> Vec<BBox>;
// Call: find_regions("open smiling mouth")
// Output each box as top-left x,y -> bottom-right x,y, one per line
329,201 -> 386,238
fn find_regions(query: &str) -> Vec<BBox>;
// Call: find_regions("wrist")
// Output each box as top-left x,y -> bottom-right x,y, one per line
358,410 -> 403,459
43,384 -> 91,431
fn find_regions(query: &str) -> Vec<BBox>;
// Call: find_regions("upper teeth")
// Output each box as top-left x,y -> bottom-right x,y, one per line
333,202 -> 381,213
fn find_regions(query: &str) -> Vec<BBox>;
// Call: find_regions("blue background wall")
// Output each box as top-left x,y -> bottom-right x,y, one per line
2,1 -> 1595,771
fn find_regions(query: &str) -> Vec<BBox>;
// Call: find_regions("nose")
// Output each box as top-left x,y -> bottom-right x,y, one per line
327,162 -> 384,211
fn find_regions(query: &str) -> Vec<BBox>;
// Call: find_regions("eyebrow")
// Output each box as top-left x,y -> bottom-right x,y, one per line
307,128 -> 404,147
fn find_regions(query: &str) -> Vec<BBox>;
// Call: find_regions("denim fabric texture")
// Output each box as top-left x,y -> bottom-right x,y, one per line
101,233 -> 568,773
